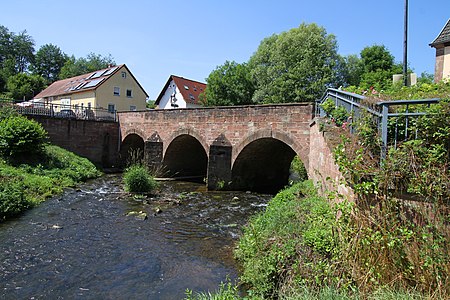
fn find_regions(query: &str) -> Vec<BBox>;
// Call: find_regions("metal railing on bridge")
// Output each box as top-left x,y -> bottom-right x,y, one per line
315,88 -> 442,159
1,99 -> 117,122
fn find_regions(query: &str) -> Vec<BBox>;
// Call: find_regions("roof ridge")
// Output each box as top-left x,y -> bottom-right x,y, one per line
171,74 -> 206,85
430,18 -> 450,47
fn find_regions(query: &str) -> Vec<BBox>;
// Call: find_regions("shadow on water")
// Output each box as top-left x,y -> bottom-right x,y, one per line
0,174 -> 272,299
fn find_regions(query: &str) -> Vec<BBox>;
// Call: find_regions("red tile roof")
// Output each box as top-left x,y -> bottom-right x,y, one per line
155,75 -> 206,105
34,64 -> 149,99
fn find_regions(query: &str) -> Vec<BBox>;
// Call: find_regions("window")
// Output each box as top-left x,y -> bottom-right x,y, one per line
126,89 -> 132,98
108,104 -> 115,113
189,93 -> 195,101
121,71 -> 127,78
184,85 -> 189,90
114,87 -> 120,96
130,105 -> 137,111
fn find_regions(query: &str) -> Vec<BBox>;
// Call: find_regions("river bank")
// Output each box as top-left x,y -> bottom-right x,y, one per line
0,144 -> 101,221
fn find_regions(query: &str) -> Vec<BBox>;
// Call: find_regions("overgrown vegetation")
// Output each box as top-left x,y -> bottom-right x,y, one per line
235,181 -> 351,299
123,164 -> 158,194
0,144 -> 101,221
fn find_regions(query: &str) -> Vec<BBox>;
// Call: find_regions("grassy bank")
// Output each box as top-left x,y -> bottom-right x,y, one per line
185,180 -> 448,300
0,144 -> 101,221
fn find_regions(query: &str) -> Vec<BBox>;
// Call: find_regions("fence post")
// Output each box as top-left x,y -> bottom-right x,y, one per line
381,104 -> 389,160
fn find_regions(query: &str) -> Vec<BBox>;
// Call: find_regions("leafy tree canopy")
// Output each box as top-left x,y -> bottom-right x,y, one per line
360,44 -> 394,73
10,30 -> 35,74
6,72 -> 46,100
59,53 -> 115,79
249,23 -> 340,103
203,60 -> 255,106
30,44 -> 68,83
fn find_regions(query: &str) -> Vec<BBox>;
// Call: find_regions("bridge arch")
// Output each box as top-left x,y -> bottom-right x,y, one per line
120,133 -> 145,167
231,130 -> 308,193
164,127 -> 209,158
162,132 -> 208,180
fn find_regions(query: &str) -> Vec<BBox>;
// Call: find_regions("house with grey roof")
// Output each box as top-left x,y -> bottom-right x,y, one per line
430,18 -> 450,82
34,64 -> 148,112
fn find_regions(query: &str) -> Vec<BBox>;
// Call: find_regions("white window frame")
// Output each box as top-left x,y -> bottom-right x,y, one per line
113,87 -> 120,96
130,105 -> 137,111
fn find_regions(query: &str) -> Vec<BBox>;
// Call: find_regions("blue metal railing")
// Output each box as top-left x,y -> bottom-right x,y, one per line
316,88 -> 442,159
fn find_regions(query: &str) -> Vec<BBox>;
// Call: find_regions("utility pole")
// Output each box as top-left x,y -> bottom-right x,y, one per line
403,0 -> 408,86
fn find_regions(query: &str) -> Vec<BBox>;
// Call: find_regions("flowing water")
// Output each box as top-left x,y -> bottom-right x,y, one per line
0,174 -> 272,299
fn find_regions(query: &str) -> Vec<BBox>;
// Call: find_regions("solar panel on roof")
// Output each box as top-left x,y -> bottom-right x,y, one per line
103,66 -> 118,76
75,82 -> 88,90
91,70 -> 107,79
82,78 -> 105,89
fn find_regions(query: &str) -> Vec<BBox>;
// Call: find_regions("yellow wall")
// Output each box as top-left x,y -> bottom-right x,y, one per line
96,66 -> 147,112
45,66 -> 147,112
444,46 -> 450,80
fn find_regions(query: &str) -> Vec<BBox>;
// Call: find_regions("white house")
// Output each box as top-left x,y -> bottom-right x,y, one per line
155,75 -> 206,109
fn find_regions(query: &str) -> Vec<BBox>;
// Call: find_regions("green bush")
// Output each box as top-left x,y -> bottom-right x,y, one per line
0,180 -> 29,220
0,114 -> 48,157
123,165 -> 158,193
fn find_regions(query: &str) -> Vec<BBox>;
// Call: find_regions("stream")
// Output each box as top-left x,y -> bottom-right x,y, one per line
0,174 -> 272,299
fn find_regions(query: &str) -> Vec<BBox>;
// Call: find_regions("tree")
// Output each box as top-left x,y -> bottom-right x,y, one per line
0,26 -> 14,93
203,61 -> 255,106
358,45 -> 402,90
342,54 -> 364,87
360,45 -> 394,73
10,30 -> 35,73
0,25 -> 13,66
59,53 -> 115,79
248,23 -> 340,103
6,73 -> 46,100
30,44 -> 67,83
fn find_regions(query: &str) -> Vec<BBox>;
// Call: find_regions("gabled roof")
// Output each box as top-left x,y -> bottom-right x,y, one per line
34,64 -> 148,99
155,75 -> 206,105
430,18 -> 450,48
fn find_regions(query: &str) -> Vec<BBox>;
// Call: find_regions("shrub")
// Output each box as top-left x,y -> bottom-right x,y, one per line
0,180 -> 29,220
123,165 -> 158,193
0,114 -> 48,157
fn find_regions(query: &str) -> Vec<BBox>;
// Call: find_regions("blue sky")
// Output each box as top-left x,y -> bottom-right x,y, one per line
2,0 -> 449,99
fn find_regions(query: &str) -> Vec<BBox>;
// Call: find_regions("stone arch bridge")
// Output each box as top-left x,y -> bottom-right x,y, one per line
118,103 -> 315,193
